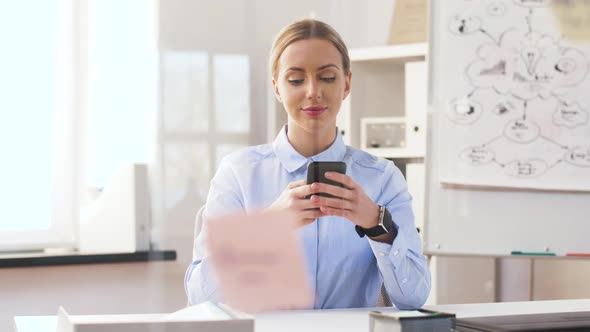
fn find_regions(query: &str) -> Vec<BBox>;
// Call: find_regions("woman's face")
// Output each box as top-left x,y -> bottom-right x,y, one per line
273,38 -> 351,135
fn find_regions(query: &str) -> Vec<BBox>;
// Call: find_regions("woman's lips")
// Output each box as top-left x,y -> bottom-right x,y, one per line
302,106 -> 327,116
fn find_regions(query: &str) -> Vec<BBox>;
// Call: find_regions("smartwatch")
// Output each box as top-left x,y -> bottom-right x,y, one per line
355,205 -> 394,238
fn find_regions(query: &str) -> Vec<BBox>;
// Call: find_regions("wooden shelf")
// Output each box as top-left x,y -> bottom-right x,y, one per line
349,43 -> 427,64
363,148 -> 424,159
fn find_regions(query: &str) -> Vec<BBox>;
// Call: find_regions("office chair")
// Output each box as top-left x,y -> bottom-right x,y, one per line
187,205 -> 206,307
192,205 -> 207,262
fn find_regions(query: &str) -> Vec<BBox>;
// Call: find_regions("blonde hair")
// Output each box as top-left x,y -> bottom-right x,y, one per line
269,19 -> 350,79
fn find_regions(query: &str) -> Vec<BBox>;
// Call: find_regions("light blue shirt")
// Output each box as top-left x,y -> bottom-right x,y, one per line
185,126 -> 431,309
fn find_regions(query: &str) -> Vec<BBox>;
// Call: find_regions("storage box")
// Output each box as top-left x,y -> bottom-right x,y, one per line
361,117 -> 407,149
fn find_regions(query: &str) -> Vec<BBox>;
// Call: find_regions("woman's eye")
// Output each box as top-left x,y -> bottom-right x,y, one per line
320,77 -> 336,82
288,79 -> 304,85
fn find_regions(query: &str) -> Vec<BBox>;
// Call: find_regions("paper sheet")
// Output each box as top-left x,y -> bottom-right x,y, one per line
207,210 -> 313,313
163,302 -> 231,321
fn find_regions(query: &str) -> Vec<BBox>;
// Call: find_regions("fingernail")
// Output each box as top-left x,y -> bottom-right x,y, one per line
324,172 -> 332,178
311,195 -> 319,202
311,182 -> 319,190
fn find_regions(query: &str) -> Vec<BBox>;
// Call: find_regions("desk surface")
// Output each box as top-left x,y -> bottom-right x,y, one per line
14,299 -> 590,332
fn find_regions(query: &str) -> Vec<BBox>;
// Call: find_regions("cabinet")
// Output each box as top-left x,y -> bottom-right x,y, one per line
339,43 -> 428,159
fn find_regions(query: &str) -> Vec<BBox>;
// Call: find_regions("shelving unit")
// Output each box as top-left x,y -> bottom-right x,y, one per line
348,43 -> 427,63
340,42 -> 429,235
338,43 -> 428,159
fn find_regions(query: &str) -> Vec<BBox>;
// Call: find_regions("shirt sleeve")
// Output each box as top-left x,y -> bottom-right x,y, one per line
367,163 -> 431,309
184,158 -> 244,305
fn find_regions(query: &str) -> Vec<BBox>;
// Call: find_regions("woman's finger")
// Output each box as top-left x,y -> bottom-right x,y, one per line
287,179 -> 307,189
313,183 -> 354,200
316,195 -> 353,210
320,205 -> 352,219
291,183 -> 319,199
325,172 -> 356,190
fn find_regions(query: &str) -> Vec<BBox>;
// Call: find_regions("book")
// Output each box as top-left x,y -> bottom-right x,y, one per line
388,0 -> 428,45
369,309 -> 455,332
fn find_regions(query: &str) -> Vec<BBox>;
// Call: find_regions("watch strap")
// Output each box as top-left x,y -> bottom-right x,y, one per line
355,206 -> 393,238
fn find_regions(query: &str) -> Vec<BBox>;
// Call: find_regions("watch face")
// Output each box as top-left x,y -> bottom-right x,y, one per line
362,206 -> 393,238
379,208 -> 393,233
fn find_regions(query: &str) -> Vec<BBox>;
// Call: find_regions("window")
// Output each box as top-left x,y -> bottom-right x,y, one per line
0,0 -> 157,252
158,51 -> 251,238
160,52 -> 250,199
0,6 -> 54,231
85,0 -> 157,189
0,1 -> 75,251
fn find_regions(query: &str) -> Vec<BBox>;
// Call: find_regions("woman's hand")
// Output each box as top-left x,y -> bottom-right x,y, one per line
267,179 -> 326,227
311,172 -> 380,229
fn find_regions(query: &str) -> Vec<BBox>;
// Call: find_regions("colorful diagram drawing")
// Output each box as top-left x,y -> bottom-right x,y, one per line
440,0 -> 590,189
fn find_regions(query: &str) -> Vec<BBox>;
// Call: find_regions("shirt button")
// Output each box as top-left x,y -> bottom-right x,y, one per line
393,250 -> 399,256
378,252 -> 385,257
402,278 -> 408,284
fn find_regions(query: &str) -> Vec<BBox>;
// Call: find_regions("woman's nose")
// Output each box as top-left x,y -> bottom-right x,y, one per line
306,81 -> 321,100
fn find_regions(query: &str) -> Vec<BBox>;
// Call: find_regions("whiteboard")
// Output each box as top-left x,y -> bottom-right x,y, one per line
425,0 -> 590,256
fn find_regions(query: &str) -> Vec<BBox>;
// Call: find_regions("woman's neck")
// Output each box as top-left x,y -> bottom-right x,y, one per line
286,122 -> 337,158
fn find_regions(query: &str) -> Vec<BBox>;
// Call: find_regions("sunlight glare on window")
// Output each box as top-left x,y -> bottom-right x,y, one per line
0,2 -> 56,230
86,0 -> 157,188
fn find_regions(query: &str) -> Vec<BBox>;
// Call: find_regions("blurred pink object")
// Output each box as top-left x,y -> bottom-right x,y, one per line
207,210 -> 314,313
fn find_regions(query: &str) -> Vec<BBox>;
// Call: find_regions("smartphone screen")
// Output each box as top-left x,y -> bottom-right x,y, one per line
306,161 -> 347,198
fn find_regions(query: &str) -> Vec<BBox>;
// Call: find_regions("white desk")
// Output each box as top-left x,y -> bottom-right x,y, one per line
14,299 -> 590,332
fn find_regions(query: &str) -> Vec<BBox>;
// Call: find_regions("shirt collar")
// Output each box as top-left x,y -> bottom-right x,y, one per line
273,125 -> 347,173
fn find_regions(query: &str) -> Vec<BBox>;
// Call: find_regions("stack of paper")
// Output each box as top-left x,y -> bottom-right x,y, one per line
55,302 -> 253,332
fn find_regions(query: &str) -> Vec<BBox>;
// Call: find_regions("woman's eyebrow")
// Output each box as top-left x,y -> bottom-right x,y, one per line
286,67 -> 305,73
317,64 -> 339,71
285,64 -> 340,73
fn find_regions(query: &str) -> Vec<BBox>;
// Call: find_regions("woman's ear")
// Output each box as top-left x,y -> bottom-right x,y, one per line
272,78 -> 282,103
343,71 -> 352,100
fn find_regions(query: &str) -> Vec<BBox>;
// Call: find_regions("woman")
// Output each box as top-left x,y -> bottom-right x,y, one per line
185,18 -> 431,309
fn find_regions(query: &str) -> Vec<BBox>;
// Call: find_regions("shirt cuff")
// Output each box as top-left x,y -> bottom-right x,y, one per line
368,230 -> 408,269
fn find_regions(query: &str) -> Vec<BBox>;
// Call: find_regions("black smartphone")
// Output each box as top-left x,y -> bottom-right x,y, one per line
306,161 -> 347,198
